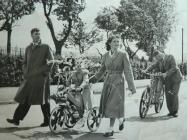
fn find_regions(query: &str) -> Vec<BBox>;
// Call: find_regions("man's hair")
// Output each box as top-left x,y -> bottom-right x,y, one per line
31,28 -> 40,35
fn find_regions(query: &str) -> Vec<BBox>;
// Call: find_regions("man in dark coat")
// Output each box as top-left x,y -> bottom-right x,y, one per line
145,50 -> 182,117
7,28 -> 54,127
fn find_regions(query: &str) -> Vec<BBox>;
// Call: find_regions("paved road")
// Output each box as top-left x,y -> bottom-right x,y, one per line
0,81 -> 187,140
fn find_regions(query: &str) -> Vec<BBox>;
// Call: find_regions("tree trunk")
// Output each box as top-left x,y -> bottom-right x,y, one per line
55,44 -> 62,55
150,47 -> 154,62
7,28 -> 12,55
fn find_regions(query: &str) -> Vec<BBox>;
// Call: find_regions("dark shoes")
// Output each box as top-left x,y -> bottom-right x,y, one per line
172,114 -> 178,117
103,131 -> 114,137
40,121 -> 49,127
6,118 -> 20,126
7,118 -> 49,127
119,118 -> 125,131
167,112 -> 178,118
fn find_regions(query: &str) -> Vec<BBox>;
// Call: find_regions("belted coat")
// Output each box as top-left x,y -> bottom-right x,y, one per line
94,51 -> 136,118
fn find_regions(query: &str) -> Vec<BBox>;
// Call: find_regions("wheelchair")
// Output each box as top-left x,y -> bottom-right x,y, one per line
49,85 -> 101,133
48,59 -> 101,133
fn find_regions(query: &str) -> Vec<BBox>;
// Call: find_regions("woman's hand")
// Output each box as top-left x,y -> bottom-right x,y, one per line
128,89 -> 136,97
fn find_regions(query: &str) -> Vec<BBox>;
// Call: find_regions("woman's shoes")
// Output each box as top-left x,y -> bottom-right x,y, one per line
119,118 -> 125,131
103,131 -> 114,137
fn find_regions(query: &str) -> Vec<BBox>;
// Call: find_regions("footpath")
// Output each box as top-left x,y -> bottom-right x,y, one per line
0,79 -> 150,105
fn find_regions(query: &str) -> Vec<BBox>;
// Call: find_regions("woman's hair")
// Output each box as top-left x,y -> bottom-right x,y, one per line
105,35 -> 120,51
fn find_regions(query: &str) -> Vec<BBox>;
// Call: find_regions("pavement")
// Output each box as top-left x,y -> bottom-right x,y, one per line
0,80 -> 186,140
0,79 -> 150,104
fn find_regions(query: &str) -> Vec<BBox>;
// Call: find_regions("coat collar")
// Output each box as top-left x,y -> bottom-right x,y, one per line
31,40 -> 42,49
107,50 -> 120,65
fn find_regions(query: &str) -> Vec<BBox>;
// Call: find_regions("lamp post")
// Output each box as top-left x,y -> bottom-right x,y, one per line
182,28 -> 184,63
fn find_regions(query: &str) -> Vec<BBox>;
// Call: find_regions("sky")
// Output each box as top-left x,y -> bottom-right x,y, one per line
0,0 -> 187,62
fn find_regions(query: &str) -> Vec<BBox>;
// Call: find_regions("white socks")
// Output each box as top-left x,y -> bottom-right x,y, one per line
118,118 -> 124,125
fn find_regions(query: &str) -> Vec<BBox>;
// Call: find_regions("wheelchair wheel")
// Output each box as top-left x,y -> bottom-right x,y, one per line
49,106 -> 66,133
139,88 -> 150,118
65,113 -> 77,128
87,107 -> 101,132
155,88 -> 165,113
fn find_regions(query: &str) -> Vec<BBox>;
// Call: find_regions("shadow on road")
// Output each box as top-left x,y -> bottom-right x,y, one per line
126,114 -> 173,122
11,128 -> 116,140
73,132 -> 115,140
0,126 -> 39,133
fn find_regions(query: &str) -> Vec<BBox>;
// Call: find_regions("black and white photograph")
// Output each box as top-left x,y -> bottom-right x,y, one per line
0,0 -> 187,140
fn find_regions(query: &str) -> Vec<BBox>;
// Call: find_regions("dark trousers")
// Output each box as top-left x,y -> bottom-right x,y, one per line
165,80 -> 181,114
13,102 -> 50,123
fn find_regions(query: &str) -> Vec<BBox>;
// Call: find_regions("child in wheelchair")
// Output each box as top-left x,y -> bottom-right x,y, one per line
66,60 -> 93,128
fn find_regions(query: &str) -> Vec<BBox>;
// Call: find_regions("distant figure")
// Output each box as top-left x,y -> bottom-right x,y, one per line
7,28 -> 54,127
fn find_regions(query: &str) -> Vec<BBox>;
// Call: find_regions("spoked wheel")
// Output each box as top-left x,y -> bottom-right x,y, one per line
87,107 -> 101,132
49,106 -> 66,133
155,88 -> 165,113
65,113 -> 77,128
139,88 -> 151,118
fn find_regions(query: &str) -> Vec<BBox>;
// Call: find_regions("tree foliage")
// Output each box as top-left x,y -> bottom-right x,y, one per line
95,1 -> 156,59
40,0 -> 85,55
130,0 -> 177,49
95,7 -> 120,38
0,0 -> 35,54
94,0 -> 176,60
116,0 -> 156,58
68,19 -> 103,54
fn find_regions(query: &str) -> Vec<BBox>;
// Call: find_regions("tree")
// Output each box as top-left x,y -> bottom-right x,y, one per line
95,7 -> 120,39
68,19 -> 103,54
115,0 -> 156,59
0,0 -> 35,54
95,1 -> 156,59
40,0 -> 85,55
130,0 -> 177,50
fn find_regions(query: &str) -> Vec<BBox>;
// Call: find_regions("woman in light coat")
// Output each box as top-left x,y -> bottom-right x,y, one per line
89,35 -> 136,137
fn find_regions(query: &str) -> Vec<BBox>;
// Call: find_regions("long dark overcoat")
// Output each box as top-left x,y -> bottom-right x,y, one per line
94,51 -> 136,118
14,43 -> 54,105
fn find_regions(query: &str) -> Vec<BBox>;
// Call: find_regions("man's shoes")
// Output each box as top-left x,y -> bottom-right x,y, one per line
40,122 -> 49,127
6,118 -> 19,126
167,113 -> 173,116
119,118 -> 125,131
172,113 -> 178,117
167,112 -> 178,118
103,131 -> 114,137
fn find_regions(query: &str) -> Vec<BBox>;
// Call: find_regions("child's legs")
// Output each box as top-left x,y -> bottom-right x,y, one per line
82,88 -> 93,110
